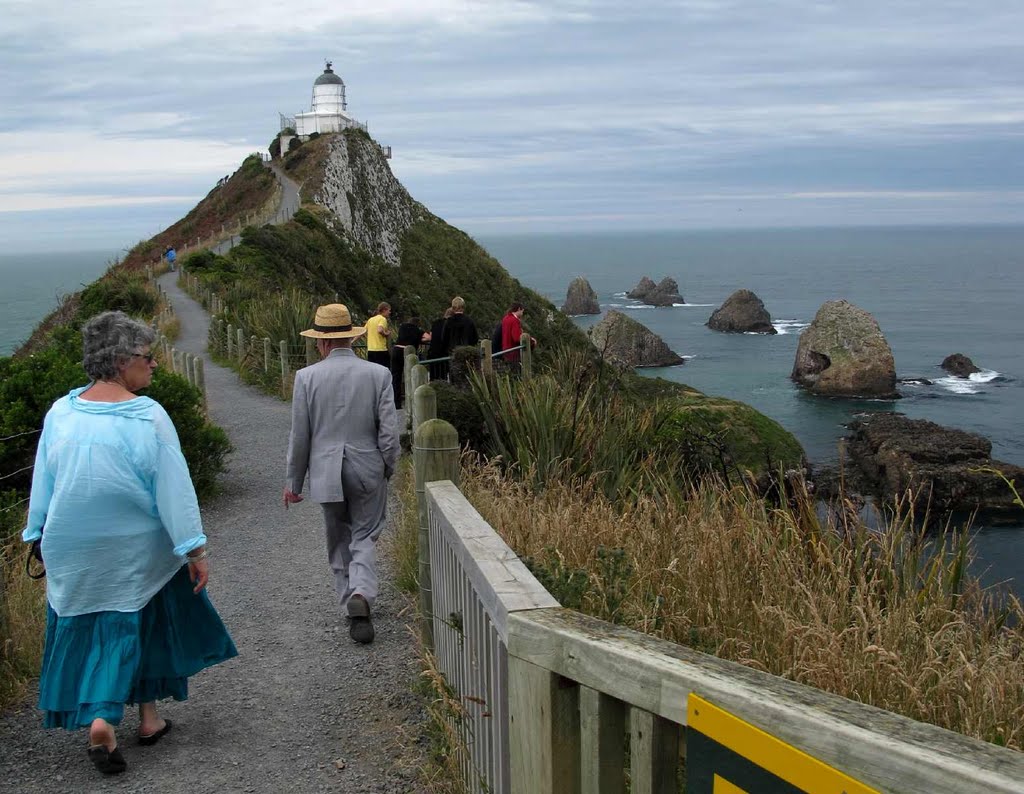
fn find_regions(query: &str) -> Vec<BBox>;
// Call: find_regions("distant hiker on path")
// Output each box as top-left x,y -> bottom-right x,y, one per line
365,301 -> 392,368
501,301 -> 535,363
22,311 -> 237,776
284,304 -> 400,644
164,247 -> 177,271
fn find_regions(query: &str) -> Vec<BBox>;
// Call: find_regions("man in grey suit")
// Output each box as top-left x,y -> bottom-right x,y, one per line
284,303 -> 400,643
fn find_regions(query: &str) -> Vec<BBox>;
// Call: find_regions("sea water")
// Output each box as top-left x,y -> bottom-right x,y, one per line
0,250 -> 115,356
479,225 -> 1024,594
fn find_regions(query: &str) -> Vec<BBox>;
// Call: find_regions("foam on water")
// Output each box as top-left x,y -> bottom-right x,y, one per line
935,369 -> 1003,395
772,319 -> 809,335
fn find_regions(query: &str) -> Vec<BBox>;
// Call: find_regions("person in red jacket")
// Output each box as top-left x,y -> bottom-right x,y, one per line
501,302 -> 526,362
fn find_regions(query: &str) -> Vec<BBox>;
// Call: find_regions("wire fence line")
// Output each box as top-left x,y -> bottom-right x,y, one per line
175,270 -> 533,401
0,432 -> 41,444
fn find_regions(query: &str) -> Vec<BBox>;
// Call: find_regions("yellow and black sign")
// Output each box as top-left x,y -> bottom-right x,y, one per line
685,695 -> 880,794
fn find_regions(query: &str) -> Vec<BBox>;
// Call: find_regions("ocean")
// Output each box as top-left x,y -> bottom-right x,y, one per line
2,228 -> 1022,592
0,250 -> 115,356
478,226 -> 1024,594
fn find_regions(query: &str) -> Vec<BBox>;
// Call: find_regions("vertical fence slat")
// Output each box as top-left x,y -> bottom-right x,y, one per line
509,657 -> 581,794
581,688 -> 626,794
629,708 -> 679,794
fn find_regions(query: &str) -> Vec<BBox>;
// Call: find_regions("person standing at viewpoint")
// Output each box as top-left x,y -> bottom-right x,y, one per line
440,296 -> 479,351
284,304 -> 399,644
365,301 -> 392,367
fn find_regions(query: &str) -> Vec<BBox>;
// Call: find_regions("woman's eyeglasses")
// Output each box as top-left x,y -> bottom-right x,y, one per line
132,353 -> 156,363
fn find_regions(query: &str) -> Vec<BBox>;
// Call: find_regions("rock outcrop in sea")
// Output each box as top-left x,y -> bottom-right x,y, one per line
589,310 -> 684,368
941,353 -> 981,378
707,289 -> 777,334
839,413 -> 1024,514
791,300 -> 898,398
626,276 -> 684,306
561,277 -> 600,315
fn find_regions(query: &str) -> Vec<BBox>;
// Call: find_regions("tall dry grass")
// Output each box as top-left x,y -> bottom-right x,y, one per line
0,542 -> 47,708
463,462 -> 1024,750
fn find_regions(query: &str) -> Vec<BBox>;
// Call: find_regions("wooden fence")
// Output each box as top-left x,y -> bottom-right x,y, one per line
407,366 -> 1024,794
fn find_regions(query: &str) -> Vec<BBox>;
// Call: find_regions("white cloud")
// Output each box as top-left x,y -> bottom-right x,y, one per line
0,193 -> 192,213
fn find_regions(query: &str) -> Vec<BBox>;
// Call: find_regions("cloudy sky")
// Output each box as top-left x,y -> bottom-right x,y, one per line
2,0 -> 1022,252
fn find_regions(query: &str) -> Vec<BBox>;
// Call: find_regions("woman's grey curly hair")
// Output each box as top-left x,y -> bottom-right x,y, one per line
82,311 -> 156,381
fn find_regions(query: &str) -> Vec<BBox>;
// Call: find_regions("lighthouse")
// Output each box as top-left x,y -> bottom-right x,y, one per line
291,62 -> 361,136
277,62 -> 391,159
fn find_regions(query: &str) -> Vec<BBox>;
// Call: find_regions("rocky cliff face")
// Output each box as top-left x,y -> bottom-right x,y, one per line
314,133 -> 421,266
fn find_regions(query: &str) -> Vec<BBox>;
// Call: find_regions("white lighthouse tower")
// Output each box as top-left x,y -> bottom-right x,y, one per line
292,62 -> 361,136
277,62 -> 391,159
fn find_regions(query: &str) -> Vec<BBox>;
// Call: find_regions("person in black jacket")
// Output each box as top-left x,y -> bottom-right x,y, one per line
390,316 -> 429,408
441,296 -> 479,351
426,308 -> 452,381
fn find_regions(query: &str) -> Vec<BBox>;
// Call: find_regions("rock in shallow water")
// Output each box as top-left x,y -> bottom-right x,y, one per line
791,300 -> 898,398
589,310 -> 684,368
561,276 -> 600,315
707,289 -> 777,334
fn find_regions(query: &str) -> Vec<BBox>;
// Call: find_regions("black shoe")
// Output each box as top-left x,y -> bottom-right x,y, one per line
87,745 -> 127,775
347,594 -> 375,644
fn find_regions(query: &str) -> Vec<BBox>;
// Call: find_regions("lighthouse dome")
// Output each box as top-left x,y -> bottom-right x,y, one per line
314,63 -> 345,86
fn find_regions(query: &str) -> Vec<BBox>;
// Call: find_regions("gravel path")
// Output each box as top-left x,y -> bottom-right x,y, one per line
0,273 -> 426,793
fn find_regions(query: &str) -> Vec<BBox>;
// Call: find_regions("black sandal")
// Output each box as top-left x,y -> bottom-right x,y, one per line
139,719 -> 172,746
87,744 -> 127,774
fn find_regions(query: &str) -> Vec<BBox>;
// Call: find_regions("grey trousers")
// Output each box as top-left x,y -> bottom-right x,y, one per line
321,475 -> 388,609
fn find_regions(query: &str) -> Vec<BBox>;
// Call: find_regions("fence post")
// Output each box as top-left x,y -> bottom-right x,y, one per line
185,353 -> 195,385
413,418 -> 459,652
279,340 -> 289,397
404,351 -> 419,432
305,337 -> 316,367
522,334 -> 533,380
194,357 -> 206,410
410,364 -> 428,429
236,328 -> 245,362
226,324 -> 234,359
480,338 -> 493,377
263,338 -> 271,373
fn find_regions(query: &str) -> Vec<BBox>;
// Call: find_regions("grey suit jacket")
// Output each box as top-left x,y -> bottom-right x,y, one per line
285,348 -> 400,503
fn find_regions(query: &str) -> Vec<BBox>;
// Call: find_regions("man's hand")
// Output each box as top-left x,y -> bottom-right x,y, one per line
284,488 -> 304,509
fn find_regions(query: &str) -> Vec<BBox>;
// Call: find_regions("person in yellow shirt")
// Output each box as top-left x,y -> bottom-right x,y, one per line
365,302 -> 392,367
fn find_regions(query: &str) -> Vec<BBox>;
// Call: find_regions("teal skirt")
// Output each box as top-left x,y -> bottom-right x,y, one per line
38,565 -> 238,730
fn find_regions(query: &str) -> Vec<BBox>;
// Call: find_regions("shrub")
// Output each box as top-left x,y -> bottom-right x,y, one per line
77,269 -> 158,322
431,381 -> 489,452
143,370 -> 232,502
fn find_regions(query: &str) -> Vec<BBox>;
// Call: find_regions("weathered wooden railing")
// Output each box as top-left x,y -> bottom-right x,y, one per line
410,380 -> 1024,793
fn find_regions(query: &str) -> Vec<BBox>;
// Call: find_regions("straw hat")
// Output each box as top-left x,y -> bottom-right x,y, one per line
300,304 -> 367,339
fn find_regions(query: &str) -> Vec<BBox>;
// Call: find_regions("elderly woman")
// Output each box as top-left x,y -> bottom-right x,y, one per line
22,311 -> 236,775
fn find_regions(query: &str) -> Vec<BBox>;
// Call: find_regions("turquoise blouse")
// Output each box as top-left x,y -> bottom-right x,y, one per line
22,387 -> 207,617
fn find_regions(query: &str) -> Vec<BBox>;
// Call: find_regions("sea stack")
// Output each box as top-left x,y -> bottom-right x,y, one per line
626,276 -> 684,306
791,300 -> 898,398
707,289 -> 777,334
561,277 -> 601,315
941,353 -> 981,378
589,310 -> 684,368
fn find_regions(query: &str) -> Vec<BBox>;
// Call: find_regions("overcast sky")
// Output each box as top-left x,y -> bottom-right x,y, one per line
2,0 -> 1023,252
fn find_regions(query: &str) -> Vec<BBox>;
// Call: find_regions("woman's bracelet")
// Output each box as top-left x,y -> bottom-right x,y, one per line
187,547 -> 209,563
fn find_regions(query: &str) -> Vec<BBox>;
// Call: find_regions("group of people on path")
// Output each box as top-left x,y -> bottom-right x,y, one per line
21,298 -> 402,778
361,296 -> 536,407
